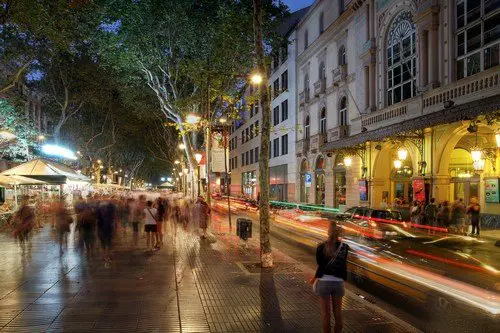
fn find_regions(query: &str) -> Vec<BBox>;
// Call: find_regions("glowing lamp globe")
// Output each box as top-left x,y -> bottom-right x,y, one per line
397,148 -> 408,161
470,147 -> 482,162
393,159 -> 402,169
194,153 -> 203,164
343,156 -> 352,167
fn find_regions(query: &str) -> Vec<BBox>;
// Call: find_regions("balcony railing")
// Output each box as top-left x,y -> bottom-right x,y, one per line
296,139 -> 310,156
332,64 -> 348,85
361,68 -> 500,129
314,78 -> 327,97
328,125 -> 350,142
310,133 -> 327,152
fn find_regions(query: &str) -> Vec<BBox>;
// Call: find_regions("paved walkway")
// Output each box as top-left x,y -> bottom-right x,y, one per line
0,221 -> 419,332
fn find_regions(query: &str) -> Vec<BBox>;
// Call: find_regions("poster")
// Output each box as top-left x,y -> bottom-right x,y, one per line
211,148 -> 229,173
485,178 -> 499,203
412,179 -> 425,204
359,180 -> 368,201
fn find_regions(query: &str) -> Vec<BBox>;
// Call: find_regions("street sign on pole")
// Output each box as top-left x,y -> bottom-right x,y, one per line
305,172 -> 312,188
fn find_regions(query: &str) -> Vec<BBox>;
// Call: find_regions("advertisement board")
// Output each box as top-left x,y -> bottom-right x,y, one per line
359,180 -> 368,201
412,178 -> 425,204
485,178 -> 499,203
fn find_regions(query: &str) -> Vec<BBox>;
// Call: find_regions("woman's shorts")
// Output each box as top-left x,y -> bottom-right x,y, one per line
144,224 -> 157,233
314,280 -> 345,297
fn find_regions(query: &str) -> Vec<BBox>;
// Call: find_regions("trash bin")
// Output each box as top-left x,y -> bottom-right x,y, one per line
236,218 -> 252,240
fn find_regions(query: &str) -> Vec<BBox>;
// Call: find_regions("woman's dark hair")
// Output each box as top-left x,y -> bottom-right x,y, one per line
146,200 -> 153,207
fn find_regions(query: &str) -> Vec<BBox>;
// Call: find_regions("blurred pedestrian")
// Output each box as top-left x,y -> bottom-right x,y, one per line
195,196 -> 210,239
143,200 -> 158,251
437,200 -> 450,227
12,196 -> 35,245
466,197 -> 481,236
54,197 -> 72,255
311,222 -> 348,333
424,198 -> 438,226
97,196 -> 116,261
75,196 -> 96,257
451,198 -> 466,234
410,201 -> 422,224
155,197 -> 165,247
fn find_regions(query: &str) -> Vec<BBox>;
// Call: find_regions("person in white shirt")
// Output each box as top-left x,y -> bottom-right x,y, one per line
143,200 -> 158,251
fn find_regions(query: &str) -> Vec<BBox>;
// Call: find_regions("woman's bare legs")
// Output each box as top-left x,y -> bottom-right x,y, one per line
320,296 -> 331,333
332,296 -> 343,333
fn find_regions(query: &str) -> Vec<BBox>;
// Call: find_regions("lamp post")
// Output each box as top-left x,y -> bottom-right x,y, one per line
195,153 -> 203,196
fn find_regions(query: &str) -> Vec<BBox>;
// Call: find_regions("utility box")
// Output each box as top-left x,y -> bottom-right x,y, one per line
236,218 -> 252,240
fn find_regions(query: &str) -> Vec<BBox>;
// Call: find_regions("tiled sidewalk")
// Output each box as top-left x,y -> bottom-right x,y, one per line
0,223 -> 419,332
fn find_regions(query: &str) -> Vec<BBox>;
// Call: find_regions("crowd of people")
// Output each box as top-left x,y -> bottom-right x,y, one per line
6,193 -> 212,260
392,197 -> 482,236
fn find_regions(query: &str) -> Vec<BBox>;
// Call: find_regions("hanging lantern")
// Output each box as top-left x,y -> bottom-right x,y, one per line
496,133 -> 500,148
397,147 -> 408,161
393,159 -> 402,169
470,147 -> 482,162
343,156 -> 352,167
473,159 -> 485,173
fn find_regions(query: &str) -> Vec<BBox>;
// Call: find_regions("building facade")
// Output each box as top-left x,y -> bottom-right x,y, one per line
229,8 -> 308,201
295,0 -> 499,220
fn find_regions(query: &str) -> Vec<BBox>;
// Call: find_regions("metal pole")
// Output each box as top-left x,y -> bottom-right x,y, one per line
197,164 -> 201,196
223,125 -> 232,231
205,80 -> 212,228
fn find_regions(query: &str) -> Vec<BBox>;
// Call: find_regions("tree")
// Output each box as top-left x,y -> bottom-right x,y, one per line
253,0 -> 272,267
0,99 -> 39,161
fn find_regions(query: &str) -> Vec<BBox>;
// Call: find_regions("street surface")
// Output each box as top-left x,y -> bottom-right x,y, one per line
0,213 -> 417,333
211,201 -> 499,333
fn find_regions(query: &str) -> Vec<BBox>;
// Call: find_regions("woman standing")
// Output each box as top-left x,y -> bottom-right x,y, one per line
195,196 -> 210,239
311,222 -> 349,333
467,197 -> 481,236
143,200 -> 158,251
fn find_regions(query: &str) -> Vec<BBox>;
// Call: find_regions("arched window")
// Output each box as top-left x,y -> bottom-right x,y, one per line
386,11 -> 416,106
319,61 -> 326,80
339,96 -> 347,126
338,46 -> 346,66
319,12 -> 324,34
304,30 -> 309,49
305,116 -> 310,139
320,108 -> 327,134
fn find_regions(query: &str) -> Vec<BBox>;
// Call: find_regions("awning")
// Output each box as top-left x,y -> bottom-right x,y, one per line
0,175 -> 48,186
322,95 -> 500,152
0,158 -> 90,184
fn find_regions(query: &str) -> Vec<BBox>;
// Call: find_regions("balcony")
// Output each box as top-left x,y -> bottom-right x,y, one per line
332,64 -> 348,85
360,68 -> 500,131
310,133 -> 327,152
314,78 -> 327,97
299,92 -> 305,106
328,125 -> 350,141
296,139 -> 310,156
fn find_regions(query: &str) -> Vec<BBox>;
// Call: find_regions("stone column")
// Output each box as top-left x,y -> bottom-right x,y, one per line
369,62 -> 376,111
428,25 -> 439,88
418,30 -> 428,88
364,66 -> 370,110
432,174 -> 450,203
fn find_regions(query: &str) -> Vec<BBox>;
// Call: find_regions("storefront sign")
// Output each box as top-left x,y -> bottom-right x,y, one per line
305,173 -> 312,188
485,178 -> 499,203
359,180 -> 368,201
412,179 -> 425,204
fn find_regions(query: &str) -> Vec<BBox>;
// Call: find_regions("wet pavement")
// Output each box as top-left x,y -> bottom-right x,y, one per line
0,220 -> 419,332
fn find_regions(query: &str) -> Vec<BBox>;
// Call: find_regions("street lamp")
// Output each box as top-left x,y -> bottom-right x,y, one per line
394,159 -> 402,169
250,73 -> 263,85
178,143 -> 186,150
219,117 -> 227,124
495,132 -> 500,148
174,160 -> 180,164
194,153 -> 203,195
397,147 -> 408,161
186,114 -> 201,124
473,159 -> 485,173
470,147 -> 482,162
183,168 -> 189,175
161,177 -> 165,182
343,156 -> 352,167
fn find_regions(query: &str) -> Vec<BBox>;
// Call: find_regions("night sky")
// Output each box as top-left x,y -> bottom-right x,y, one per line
283,0 -> 313,11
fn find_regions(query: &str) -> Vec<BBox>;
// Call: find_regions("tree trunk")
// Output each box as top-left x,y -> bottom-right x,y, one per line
253,0 -> 273,268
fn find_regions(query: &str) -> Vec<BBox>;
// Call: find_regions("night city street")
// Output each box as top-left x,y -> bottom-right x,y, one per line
1,0 -> 500,332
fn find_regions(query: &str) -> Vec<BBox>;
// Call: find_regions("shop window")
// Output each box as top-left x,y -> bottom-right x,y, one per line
386,10 -> 416,106
456,0 -> 500,80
